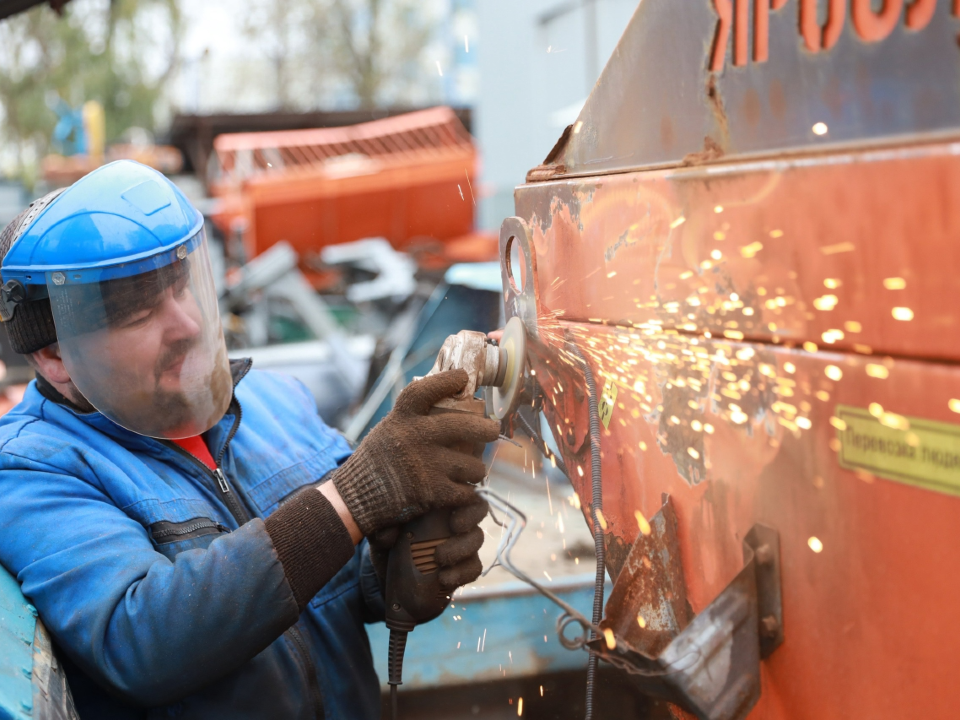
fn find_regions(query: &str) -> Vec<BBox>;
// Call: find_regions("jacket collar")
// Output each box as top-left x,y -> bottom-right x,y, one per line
34,373 -> 89,413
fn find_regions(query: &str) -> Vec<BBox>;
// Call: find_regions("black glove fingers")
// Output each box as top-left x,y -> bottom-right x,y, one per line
424,413 -> 501,447
449,499 -> 489,533
394,369 -> 469,415
369,525 -> 400,550
438,555 -> 484,591
435,447 -> 488,485
435,526 -> 485,566
334,370 -> 498,537
434,478 -> 481,509
367,543 -> 388,588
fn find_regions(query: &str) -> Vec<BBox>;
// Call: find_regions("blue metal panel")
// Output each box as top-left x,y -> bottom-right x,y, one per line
368,573 -> 605,689
0,564 -> 36,720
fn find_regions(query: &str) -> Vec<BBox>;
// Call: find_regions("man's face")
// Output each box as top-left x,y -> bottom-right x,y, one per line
57,256 -> 233,438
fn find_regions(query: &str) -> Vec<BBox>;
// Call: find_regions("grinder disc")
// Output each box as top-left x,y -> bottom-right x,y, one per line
492,316 -> 526,420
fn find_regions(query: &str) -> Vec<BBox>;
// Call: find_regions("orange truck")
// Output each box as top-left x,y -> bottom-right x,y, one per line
209,106 -> 494,281
496,0 -> 960,718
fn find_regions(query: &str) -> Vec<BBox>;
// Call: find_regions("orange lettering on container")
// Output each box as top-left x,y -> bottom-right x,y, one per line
755,0 -> 789,62
852,0 -> 904,41
714,0 -> 791,69
906,0 -> 936,31
710,0 -> 733,71
714,0 -> 943,71
801,0 -> 846,51
735,0 -> 750,65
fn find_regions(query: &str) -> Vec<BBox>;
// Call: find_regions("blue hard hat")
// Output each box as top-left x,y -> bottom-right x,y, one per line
2,160 -> 202,287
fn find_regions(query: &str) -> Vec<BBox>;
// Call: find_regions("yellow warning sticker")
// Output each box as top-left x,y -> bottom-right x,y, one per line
836,404 -> 960,497
598,380 -> 618,429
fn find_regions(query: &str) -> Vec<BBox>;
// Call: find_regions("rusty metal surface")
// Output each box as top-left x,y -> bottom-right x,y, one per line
600,495 -> 693,657
511,315 -> 960,717
539,0 -> 960,180
504,1 -> 960,715
502,139 -> 960,716
516,141 -> 960,362
587,532 -> 763,720
585,525 -> 783,720
499,216 -> 540,336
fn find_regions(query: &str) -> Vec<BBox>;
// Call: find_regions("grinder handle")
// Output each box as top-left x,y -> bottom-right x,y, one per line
384,509 -> 453,632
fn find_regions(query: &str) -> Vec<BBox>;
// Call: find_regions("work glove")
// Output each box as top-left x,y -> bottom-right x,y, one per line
368,498 -> 489,591
434,498 -> 488,590
333,369 -> 501,537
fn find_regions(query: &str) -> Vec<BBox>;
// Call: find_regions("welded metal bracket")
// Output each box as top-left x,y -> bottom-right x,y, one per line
477,488 -> 782,720
587,524 -> 783,720
498,216 -> 538,336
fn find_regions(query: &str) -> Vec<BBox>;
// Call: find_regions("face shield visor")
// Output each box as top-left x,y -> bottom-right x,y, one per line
46,230 -> 232,439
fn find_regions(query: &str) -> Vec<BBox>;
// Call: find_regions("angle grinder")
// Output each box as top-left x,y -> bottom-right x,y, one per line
385,317 -> 526,719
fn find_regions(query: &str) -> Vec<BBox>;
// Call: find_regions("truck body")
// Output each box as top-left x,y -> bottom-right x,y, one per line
501,0 -> 960,717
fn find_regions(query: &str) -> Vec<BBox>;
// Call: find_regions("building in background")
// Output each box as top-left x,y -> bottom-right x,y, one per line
0,179 -> 25,226
475,0 -> 637,230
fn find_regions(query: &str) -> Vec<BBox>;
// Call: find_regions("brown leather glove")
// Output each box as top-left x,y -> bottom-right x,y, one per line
333,369 -> 500,536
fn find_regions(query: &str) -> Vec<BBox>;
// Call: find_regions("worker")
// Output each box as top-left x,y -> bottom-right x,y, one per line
0,160 -> 500,719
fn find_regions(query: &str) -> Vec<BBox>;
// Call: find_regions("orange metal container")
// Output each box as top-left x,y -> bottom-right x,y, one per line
210,107 -> 487,274
502,1 -> 960,717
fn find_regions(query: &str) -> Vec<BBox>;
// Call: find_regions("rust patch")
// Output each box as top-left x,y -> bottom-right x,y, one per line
604,207 -> 653,262
681,135 -> 725,166
530,183 -> 585,237
600,495 -> 693,657
604,532 -> 631,582
682,74 -> 730,166
526,164 -> 568,183
543,123 -> 573,165
657,381 -> 707,485
705,73 -> 730,147
525,123 -> 573,183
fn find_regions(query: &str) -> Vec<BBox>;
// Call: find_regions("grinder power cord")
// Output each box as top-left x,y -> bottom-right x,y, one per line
384,318 -> 528,720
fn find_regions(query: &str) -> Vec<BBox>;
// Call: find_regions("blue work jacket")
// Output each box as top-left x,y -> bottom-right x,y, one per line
0,361 -> 385,719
